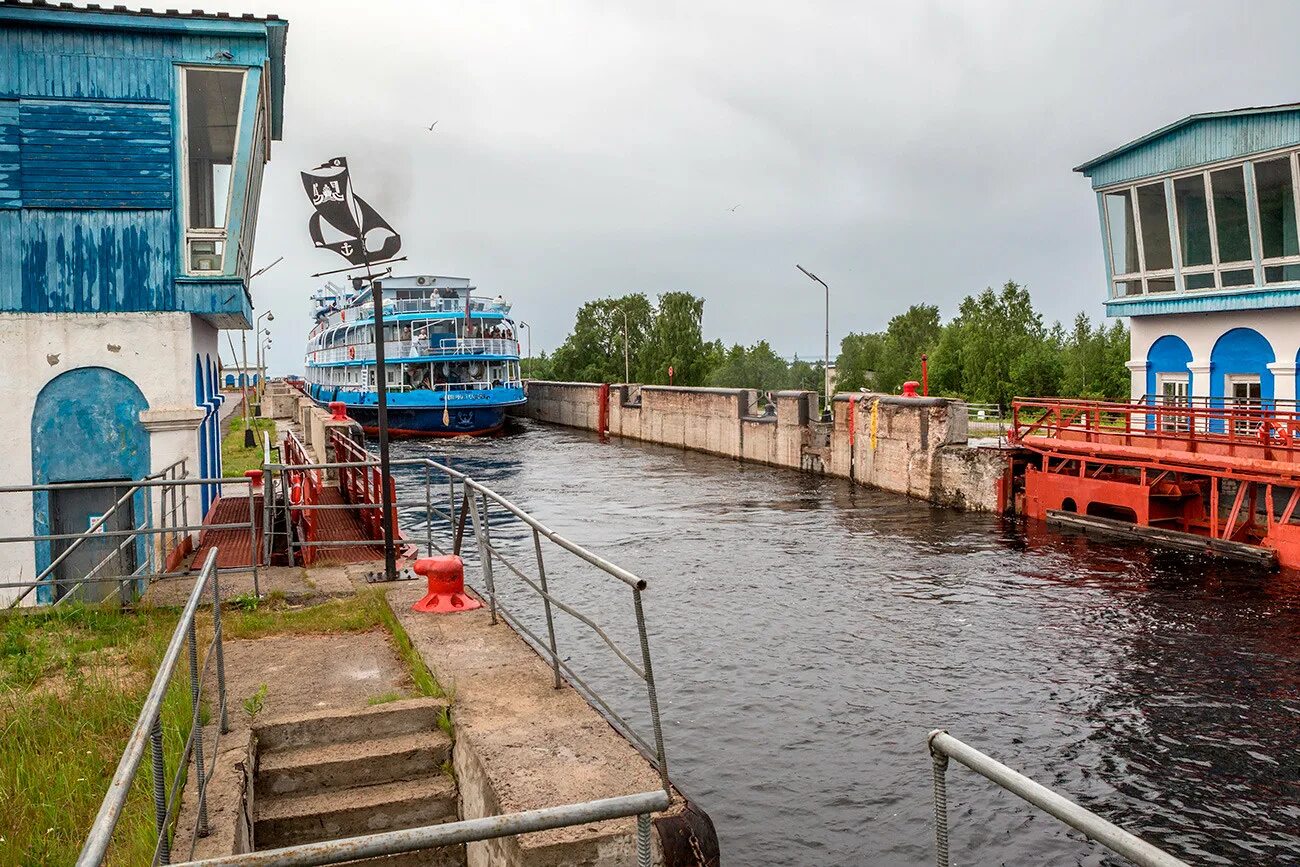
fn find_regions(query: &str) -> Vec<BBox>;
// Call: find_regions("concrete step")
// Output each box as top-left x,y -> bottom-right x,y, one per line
256,697 -> 449,752
257,730 -> 452,798
255,775 -> 458,849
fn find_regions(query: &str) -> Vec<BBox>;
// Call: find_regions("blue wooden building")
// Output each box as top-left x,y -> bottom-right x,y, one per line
1076,103 -> 1300,412
0,1 -> 287,603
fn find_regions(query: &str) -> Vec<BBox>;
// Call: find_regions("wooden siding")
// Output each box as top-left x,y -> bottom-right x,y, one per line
0,24 -> 269,102
0,100 -> 16,207
19,100 -> 172,208
18,209 -> 172,312
1085,111 -> 1300,189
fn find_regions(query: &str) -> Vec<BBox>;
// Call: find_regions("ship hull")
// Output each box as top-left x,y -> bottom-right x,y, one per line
342,403 -> 508,437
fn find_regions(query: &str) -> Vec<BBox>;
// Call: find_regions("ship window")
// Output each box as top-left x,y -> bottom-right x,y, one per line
181,67 -> 247,274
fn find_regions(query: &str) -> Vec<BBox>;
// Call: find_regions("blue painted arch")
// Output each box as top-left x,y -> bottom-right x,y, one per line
1145,335 -> 1193,400
1209,327 -> 1275,407
225,373 -> 236,387
30,367 -> 151,602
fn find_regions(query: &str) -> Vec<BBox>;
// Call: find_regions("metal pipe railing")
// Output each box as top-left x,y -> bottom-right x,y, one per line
77,549 -> 228,867
927,730 -> 1188,867
171,791 -> 668,867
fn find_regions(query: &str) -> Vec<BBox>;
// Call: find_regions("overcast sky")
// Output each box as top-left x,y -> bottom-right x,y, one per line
205,0 -> 1300,373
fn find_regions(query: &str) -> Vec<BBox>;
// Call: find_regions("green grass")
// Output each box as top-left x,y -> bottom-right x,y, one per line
0,605 -> 193,866
367,690 -> 404,706
0,590 -> 445,866
221,416 -> 276,478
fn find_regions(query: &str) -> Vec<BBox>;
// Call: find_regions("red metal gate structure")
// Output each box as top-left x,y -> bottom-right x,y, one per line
1010,398 -> 1300,570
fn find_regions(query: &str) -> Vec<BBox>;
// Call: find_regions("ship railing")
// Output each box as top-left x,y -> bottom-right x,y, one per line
927,730 -> 1188,867
310,338 -> 520,364
76,549 -> 229,867
0,464 -> 263,608
263,447 -> 672,793
170,791 -> 665,866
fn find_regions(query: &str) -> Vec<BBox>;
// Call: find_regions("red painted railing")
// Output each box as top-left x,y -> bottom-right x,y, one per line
330,429 -> 399,540
1011,398 -> 1300,466
282,430 -> 324,565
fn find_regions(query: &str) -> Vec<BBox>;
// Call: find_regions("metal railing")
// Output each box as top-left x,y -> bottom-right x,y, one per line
0,472 -> 259,607
269,438 -> 671,792
928,730 -> 1188,867
172,790 -> 667,866
77,549 -> 229,866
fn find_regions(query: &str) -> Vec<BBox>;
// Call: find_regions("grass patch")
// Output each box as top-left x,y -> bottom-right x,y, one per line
0,604 -> 193,866
0,589 -> 445,864
367,690 -> 404,706
221,416 -> 276,478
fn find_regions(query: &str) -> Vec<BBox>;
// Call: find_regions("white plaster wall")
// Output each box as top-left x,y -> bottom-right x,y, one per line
0,312 -> 213,606
1127,309 -> 1300,402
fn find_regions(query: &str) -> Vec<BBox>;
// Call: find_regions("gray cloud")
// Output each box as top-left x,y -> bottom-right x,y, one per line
207,0 -> 1300,371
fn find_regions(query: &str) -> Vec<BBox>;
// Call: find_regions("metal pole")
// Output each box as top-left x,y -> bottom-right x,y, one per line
632,586 -> 670,792
187,619 -> 209,838
926,731 -> 1189,867
466,492 -> 496,624
212,566 -> 228,734
796,264 -> 831,417
150,717 -> 170,865
368,276 -> 398,581
622,308 -> 630,384
425,464 -> 433,557
931,743 -> 949,867
636,813 -> 652,867
533,528 -> 561,690
247,484 -> 260,597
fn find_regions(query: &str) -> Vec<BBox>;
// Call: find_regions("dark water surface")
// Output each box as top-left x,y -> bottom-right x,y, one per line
390,421 -> 1299,866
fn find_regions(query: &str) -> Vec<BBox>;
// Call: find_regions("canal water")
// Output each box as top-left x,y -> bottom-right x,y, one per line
390,420 -> 1299,866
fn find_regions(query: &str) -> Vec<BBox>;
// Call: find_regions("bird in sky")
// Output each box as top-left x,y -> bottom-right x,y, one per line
427,121 -> 439,131
727,204 -> 740,213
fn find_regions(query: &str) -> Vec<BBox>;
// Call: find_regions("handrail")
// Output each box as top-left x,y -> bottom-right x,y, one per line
171,791 -> 668,866
927,731 -> 1188,867
77,549 -> 228,866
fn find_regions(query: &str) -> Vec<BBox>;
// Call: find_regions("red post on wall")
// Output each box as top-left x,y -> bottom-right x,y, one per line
921,354 -> 929,397
668,365 -> 675,385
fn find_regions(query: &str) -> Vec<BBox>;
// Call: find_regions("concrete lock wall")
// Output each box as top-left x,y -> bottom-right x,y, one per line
524,381 -> 1012,513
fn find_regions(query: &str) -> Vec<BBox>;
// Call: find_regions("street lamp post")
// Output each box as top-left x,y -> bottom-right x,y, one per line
620,308 -> 630,384
796,264 -> 831,419
518,321 -> 532,379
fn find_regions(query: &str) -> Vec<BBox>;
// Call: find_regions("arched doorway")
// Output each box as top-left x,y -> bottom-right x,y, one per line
1210,328 -> 1274,431
31,367 -> 150,603
1146,335 -> 1193,431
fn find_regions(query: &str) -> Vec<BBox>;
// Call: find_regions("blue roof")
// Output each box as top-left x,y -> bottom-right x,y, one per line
1075,102 -> 1300,189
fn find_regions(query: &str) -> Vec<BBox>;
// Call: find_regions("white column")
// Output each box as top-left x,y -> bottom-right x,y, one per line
1187,361 -> 1213,400
1268,361 -> 1296,405
1124,360 -> 1148,402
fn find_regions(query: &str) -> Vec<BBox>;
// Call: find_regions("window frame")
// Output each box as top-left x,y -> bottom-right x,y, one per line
1099,144 -> 1300,298
178,64 -> 249,277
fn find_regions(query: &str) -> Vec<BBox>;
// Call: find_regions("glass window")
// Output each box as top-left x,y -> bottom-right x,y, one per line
1146,277 -> 1175,293
1266,264 -> 1300,283
1137,183 -> 1173,270
1211,166 -> 1252,263
1174,174 -> 1213,267
1255,157 -> 1298,260
1113,279 -> 1143,297
1184,272 -> 1216,290
184,69 -> 244,230
1220,268 -> 1255,287
1105,190 -> 1139,275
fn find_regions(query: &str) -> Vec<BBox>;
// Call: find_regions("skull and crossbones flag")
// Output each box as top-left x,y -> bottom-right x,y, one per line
301,157 -> 402,266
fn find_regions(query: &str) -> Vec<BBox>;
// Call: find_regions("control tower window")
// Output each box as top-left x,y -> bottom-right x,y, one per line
181,67 -> 246,274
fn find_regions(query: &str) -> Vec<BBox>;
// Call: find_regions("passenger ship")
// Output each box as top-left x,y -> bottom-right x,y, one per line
303,275 -> 525,436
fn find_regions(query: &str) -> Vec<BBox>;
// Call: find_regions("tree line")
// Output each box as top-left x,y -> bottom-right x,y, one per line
530,281 -> 1130,406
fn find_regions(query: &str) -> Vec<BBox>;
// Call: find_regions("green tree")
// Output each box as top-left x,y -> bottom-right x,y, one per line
876,304 -> 942,393
550,293 -> 653,382
787,356 -> 825,393
1060,313 -> 1130,399
929,281 -> 1045,405
707,341 -> 790,392
637,291 -> 709,385
835,332 -> 885,391
521,350 -> 556,381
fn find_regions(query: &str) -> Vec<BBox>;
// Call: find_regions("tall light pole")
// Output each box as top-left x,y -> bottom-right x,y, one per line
518,321 -> 532,379
796,264 -> 831,419
255,310 -> 274,402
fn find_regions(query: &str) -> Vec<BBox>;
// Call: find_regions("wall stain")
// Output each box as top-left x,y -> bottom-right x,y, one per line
46,353 -> 59,366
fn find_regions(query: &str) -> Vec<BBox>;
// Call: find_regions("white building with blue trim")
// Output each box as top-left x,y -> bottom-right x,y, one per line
1077,103 -> 1300,411
0,2 -> 287,603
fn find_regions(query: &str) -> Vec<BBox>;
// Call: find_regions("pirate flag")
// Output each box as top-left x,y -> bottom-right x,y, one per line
301,157 -> 402,266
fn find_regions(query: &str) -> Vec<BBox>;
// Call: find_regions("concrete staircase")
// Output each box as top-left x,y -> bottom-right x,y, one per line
253,697 -> 463,864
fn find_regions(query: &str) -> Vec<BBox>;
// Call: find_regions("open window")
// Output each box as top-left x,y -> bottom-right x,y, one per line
181,67 -> 247,274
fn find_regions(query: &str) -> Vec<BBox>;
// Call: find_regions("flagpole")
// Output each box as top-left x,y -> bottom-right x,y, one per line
359,258 -> 398,583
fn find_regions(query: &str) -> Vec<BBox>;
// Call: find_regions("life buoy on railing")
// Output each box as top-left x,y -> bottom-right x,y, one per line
348,346 -> 356,360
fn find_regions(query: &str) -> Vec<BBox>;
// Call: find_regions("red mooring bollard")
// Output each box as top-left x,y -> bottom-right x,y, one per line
901,380 -> 920,398
244,469 -> 264,495
411,556 -> 482,613
329,401 -> 349,421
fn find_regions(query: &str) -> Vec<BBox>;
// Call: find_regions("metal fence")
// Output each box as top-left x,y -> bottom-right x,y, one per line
171,790 -> 668,866
268,435 -> 671,792
0,471 -> 259,607
928,730 -> 1188,867
77,549 -> 228,866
